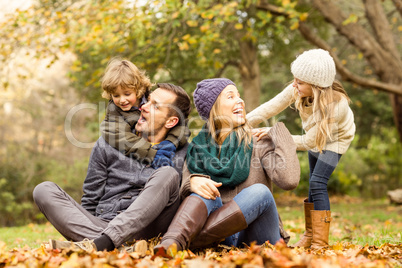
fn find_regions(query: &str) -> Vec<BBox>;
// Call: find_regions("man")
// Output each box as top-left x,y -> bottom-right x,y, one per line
33,83 -> 191,252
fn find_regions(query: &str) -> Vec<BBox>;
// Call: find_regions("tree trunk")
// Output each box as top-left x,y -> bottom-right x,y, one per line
308,0 -> 402,141
238,39 -> 261,112
391,94 -> 402,141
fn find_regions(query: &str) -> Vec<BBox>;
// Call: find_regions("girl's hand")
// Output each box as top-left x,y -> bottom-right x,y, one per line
252,127 -> 272,141
190,176 -> 222,200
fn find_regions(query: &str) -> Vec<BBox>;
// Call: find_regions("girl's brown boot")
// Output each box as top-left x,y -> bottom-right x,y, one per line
293,198 -> 314,248
310,210 -> 332,250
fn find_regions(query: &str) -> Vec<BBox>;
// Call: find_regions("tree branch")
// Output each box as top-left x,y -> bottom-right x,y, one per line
214,60 -> 240,77
312,0 -> 401,83
392,0 -> 402,16
363,0 -> 399,59
298,23 -> 402,95
256,0 -> 402,95
256,0 -> 286,16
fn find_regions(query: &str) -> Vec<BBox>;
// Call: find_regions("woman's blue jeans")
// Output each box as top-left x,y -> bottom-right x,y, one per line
308,150 -> 342,210
191,183 -> 281,247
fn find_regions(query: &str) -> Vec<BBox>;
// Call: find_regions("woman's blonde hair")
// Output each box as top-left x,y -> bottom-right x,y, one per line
101,58 -> 153,100
293,80 -> 350,152
207,93 -> 253,149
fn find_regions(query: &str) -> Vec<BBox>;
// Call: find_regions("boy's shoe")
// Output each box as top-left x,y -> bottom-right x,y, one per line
119,240 -> 148,255
49,238 -> 97,251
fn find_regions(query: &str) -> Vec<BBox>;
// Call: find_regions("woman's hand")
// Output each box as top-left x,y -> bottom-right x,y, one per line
190,176 -> 222,200
252,127 -> 272,141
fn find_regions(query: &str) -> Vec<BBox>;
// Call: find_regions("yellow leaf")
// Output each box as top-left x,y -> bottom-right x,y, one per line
398,26 -> 402,31
188,37 -> 197,45
342,14 -> 358,25
213,4 -> 223,10
172,11 -> 179,19
200,25 -> 209,32
166,243 -> 177,257
290,21 -> 299,30
213,48 -> 221,54
333,242 -> 343,251
186,20 -> 198,27
234,23 -> 243,30
182,34 -> 191,40
214,61 -> 223,69
299,12 -> 308,21
201,12 -> 208,19
364,68 -> 372,75
282,0 -> 290,5
178,42 -> 189,50
341,59 -> 347,65
228,2 -> 238,8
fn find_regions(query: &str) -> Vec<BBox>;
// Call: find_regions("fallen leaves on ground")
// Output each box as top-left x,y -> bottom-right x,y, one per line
0,240 -> 401,268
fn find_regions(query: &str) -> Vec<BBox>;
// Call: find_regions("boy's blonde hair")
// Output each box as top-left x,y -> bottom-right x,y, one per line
293,80 -> 351,152
101,58 -> 152,100
208,93 -> 252,149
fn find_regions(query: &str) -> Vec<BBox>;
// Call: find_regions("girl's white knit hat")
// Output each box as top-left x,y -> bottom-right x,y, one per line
291,49 -> 336,88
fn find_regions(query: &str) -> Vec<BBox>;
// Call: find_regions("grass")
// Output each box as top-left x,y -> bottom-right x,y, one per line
278,196 -> 402,246
0,222 -> 63,250
0,197 -> 400,250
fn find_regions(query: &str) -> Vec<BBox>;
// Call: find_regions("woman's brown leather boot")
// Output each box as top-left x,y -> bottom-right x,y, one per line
190,200 -> 247,250
153,196 -> 208,254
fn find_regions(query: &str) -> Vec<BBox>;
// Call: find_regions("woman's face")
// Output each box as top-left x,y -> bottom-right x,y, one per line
217,85 -> 246,129
292,78 -> 313,98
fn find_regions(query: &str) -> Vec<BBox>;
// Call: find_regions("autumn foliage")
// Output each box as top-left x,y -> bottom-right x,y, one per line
1,239 -> 401,267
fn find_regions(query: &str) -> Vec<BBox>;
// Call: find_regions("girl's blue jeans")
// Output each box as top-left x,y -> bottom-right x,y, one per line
308,150 -> 342,210
191,183 -> 281,247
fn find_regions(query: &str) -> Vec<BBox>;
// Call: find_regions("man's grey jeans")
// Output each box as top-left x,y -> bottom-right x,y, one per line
33,166 -> 181,247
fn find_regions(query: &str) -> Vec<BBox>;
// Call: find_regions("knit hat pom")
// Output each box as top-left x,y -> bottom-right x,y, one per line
291,49 -> 336,88
193,78 -> 236,120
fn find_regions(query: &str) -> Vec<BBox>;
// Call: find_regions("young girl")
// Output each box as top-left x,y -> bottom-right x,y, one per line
154,78 -> 300,254
247,49 -> 356,249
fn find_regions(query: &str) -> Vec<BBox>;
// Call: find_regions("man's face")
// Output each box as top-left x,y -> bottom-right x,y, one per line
135,88 -> 177,138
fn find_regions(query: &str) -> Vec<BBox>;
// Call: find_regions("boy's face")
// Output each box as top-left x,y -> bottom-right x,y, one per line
111,85 -> 139,111
135,88 -> 177,138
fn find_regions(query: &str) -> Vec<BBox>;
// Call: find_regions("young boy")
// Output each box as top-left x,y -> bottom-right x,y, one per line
100,58 -> 188,168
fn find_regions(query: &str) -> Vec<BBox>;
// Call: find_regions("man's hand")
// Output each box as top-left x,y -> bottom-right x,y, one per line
190,176 -> 222,200
152,141 -> 176,168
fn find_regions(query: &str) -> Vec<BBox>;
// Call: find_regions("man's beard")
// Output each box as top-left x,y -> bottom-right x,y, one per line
140,123 -> 164,140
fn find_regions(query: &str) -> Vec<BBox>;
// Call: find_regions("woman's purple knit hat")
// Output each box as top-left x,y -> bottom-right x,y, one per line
193,78 -> 236,120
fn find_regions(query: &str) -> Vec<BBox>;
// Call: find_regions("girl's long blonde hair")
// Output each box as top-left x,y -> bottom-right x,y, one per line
207,93 -> 252,149
293,80 -> 351,152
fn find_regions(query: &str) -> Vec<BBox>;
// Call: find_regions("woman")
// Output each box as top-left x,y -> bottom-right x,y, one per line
154,78 -> 300,253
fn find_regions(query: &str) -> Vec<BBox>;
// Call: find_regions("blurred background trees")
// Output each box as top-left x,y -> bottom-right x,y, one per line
0,0 -> 400,226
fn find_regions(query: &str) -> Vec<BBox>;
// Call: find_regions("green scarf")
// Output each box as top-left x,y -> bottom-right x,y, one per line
186,125 -> 253,188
